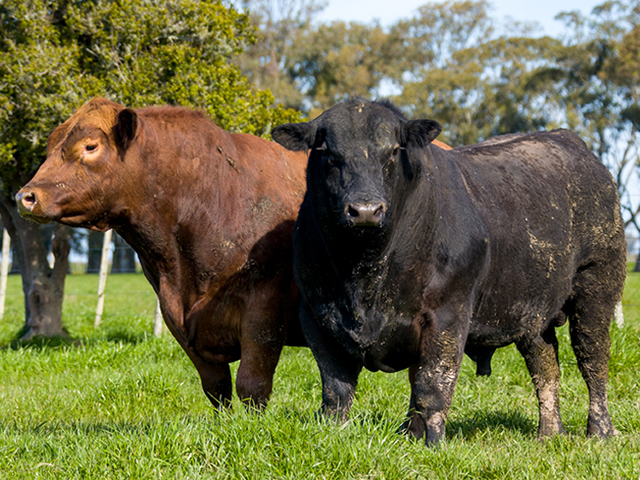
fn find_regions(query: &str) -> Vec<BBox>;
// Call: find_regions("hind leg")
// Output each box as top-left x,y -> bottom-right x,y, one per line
567,280 -> 619,438
401,365 -> 424,439
516,326 -> 565,438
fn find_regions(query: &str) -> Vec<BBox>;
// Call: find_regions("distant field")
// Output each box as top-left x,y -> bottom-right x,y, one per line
0,272 -> 638,479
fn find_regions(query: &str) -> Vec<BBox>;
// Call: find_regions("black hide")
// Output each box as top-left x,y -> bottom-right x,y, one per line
271,98 -> 626,446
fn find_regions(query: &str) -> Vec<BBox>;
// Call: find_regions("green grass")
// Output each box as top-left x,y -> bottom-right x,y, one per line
0,272 -> 639,479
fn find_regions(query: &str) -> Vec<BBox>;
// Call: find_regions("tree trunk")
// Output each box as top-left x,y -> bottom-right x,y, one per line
0,197 -> 70,340
87,230 -> 104,273
111,233 -> 136,273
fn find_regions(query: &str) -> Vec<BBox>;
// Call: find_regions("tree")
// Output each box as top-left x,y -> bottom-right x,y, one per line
287,21 -> 396,117
237,0 -> 327,112
389,1 -> 563,146
0,0 -> 302,339
535,1 -> 640,259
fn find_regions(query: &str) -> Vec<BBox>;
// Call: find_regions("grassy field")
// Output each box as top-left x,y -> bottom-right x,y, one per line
0,271 -> 639,479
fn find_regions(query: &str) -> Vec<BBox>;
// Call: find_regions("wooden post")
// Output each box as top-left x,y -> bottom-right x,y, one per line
614,301 -> 624,328
0,229 -> 11,320
153,298 -> 163,336
94,229 -> 113,327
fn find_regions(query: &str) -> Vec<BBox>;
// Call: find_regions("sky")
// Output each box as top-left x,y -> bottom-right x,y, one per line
317,0 -> 605,37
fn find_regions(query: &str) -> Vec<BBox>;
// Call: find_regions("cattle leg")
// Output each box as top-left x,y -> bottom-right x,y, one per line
197,361 -> 233,409
235,282 -> 291,409
301,302 -> 362,422
404,307 -> 468,447
235,340 -> 284,409
401,365 -> 424,438
516,327 -> 565,438
316,348 -> 363,422
566,273 -> 619,438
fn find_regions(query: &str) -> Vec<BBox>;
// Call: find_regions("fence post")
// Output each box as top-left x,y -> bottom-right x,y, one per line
153,299 -> 163,336
94,229 -> 113,327
0,229 -> 10,320
614,301 -> 624,328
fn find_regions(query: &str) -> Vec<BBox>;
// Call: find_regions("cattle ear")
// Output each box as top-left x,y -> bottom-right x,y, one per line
115,108 -> 138,151
272,123 -> 315,152
403,119 -> 442,149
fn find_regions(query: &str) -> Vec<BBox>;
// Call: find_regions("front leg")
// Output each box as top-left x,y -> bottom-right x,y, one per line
236,282 -> 290,409
236,337 -> 284,409
198,361 -> 233,408
402,304 -> 468,446
301,301 -> 363,422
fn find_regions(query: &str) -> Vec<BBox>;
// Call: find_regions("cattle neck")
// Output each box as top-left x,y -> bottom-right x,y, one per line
111,116 -> 248,304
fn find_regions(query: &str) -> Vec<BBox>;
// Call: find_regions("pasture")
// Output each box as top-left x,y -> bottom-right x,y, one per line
0,271 -> 638,479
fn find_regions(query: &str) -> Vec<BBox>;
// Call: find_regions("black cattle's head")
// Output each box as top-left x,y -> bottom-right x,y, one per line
272,99 -> 441,232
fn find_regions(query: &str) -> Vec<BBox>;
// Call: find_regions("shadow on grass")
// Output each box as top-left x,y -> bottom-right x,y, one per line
2,416 -> 203,438
1,326 -> 157,351
447,409 -> 536,439
271,405 -> 537,443
350,408 -> 537,441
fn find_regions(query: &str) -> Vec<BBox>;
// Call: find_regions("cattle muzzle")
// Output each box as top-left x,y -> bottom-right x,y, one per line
15,189 -> 51,224
345,202 -> 386,227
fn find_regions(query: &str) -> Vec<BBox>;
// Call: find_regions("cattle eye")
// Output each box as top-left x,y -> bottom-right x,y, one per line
85,144 -> 98,152
392,146 -> 400,157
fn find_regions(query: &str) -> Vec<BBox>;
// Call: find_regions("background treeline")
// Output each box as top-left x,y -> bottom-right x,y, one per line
237,0 -> 640,241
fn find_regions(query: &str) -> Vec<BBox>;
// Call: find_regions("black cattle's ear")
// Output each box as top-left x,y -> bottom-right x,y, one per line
115,108 -> 138,152
271,122 -> 315,151
403,119 -> 442,149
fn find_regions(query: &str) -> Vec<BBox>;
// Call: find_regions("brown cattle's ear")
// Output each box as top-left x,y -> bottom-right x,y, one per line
272,123 -> 315,151
115,108 -> 138,152
402,119 -> 442,149
47,123 -> 70,154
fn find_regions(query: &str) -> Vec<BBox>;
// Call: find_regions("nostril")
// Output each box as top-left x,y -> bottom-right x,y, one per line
18,191 -> 37,212
346,202 -> 386,226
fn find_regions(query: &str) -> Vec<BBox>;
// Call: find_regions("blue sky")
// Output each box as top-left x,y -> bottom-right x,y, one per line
318,0 -> 605,36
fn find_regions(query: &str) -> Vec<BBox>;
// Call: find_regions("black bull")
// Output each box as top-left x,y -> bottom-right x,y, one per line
272,98 -> 626,446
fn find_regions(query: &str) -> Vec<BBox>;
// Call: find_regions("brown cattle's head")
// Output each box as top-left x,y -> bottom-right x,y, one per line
16,98 -> 139,231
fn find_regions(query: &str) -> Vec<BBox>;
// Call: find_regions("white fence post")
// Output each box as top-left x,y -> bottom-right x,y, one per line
0,229 -> 11,320
153,299 -> 163,336
94,229 -> 113,327
614,301 -> 624,328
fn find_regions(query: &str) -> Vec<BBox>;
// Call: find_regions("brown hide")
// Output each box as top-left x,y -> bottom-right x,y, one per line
17,98 -> 307,408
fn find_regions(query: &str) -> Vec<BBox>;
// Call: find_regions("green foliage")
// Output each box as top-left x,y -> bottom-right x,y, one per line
236,0 -> 327,111
0,0 -> 301,195
0,273 -> 639,478
289,21 -> 393,118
